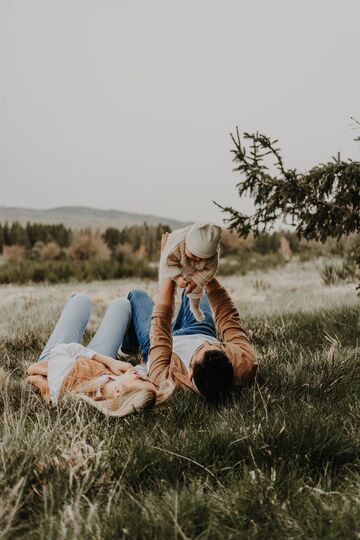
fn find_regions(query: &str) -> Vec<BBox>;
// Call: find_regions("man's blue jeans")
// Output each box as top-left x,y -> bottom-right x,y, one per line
122,289 -> 217,362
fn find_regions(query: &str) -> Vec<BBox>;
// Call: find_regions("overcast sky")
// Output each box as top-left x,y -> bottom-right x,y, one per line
1,0 -> 359,224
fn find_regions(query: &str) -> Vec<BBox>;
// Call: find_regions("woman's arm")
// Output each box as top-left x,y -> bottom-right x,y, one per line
27,374 -> 51,401
81,353 -> 132,375
27,359 -> 49,376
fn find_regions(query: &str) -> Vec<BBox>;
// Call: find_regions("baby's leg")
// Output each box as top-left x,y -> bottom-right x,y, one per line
188,285 -> 205,321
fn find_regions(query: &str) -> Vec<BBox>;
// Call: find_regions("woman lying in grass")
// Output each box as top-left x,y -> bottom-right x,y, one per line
27,293 -> 173,417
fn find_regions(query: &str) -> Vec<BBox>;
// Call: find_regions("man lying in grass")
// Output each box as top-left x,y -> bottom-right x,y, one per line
124,275 -> 258,399
27,293 -> 173,416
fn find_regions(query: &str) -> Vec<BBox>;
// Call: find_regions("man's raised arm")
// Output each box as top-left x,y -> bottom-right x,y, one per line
205,277 -> 254,352
147,279 -> 176,385
205,276 -> 222,294
157,277 -> 177,306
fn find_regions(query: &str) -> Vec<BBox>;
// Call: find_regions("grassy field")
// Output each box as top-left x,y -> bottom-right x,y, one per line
0,260 -> 359,539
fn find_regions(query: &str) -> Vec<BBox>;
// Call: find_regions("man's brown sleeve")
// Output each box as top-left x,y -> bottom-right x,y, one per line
147,304 -> 173,386
208,287 -> 256,356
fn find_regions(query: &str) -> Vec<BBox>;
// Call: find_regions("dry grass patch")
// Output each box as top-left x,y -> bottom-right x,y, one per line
0,263 -> 359,539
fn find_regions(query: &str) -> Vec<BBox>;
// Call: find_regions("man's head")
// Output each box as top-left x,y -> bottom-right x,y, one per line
190,343 -> 234,399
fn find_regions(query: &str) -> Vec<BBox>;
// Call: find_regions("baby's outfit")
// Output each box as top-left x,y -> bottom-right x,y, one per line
159,222 -> 221,321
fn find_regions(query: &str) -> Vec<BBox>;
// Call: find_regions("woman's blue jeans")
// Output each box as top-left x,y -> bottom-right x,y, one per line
39,293 -> 132,360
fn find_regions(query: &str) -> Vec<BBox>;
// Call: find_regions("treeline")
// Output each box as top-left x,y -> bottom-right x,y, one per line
0,220 -> 352,284
102,224 -> 171,261
0,222 -> 72,250
0,221 -> 170,260
1,220 -> 347,259
0,222 -> 171,284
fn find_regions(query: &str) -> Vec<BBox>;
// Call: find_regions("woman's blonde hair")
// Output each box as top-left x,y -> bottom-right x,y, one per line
71,377 -> 174,417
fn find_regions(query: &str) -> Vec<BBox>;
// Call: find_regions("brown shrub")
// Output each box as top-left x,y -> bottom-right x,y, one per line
4,245 -> 25,263
31,241 -> 45,260
220,229 -> 254,256
67,229 -> 110,260
42,241 -> 62,260
279,236 -> 292,261
134,244 -> 147,259
115,242 -> 133,256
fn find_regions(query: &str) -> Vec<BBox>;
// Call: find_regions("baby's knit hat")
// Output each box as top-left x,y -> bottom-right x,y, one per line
186,222 -> 222,258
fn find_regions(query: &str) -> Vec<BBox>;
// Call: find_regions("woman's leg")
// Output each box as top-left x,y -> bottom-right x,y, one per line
87,298 -> 132,358
39,293 -> 92,360
122,289 -> 154,362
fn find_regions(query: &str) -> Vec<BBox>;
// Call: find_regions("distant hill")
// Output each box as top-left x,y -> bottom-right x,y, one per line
0,206 -> 190,231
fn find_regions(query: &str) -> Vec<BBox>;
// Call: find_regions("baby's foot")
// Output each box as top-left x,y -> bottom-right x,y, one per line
191,306 -> 205,321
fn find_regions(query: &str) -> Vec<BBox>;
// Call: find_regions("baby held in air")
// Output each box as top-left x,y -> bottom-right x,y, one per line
159,222 -> 222,321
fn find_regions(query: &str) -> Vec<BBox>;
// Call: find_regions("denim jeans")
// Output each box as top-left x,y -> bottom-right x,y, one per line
39,293 -> 132,360
122,289 -> 217,363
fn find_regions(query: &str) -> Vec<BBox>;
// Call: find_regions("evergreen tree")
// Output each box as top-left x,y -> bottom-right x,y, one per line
3,222 -> 12,246
10,222 -> 28,246
216,128 -> 360,242
103,227 -> 122,250
26,222 -> 36,246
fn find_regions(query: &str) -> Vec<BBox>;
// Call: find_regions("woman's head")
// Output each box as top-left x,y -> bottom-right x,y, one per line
101,368 -> 156,399
72,368 -> 173,417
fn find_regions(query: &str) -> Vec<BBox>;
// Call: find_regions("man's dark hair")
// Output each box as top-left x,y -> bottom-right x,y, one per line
192,349 -> 234,399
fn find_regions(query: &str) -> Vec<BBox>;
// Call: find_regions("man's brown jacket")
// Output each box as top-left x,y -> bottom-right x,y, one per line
148,287 -> 258,390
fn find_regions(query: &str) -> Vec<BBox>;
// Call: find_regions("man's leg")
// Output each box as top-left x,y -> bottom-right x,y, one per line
122,289 -> 154,362
172,290 -> 217,337
39,293 -> 92,360
88,298 -> 132,357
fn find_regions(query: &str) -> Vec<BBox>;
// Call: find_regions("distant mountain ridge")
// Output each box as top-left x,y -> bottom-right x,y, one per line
0,206 -> 190,231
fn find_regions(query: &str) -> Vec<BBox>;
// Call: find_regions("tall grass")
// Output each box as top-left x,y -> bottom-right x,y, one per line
0,272 -> 359,539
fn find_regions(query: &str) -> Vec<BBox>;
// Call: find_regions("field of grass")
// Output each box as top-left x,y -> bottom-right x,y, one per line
0,260 -> 359,539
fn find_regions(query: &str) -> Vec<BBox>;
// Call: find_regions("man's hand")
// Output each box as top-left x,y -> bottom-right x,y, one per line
175,275 -> 188,288
186,279 -> 197,294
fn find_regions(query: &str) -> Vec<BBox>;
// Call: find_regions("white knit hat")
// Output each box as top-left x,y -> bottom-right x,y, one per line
185,222 -> 222,258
